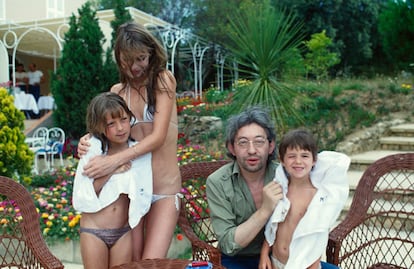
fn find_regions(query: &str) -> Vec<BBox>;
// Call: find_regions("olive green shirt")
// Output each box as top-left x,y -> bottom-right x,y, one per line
206,161 -> 277,256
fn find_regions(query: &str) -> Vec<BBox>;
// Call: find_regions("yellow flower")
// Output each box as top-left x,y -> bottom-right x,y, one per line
0,218 -> 8,225
68,220 -> 77,228
62,216 -> 68,222
46,221 -> 53,227
41,213 -> 49,219
43,227 -> 50,235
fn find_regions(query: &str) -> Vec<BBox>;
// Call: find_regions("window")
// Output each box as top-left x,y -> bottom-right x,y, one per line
47,0 -> 64,18
0,0 -> 5,23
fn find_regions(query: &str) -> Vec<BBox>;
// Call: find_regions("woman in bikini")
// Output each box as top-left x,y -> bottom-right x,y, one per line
77,22 -> 181,260
73,92 -> 152,269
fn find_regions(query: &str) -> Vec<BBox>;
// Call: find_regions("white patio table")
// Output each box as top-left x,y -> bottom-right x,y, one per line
13,91 -> 39,117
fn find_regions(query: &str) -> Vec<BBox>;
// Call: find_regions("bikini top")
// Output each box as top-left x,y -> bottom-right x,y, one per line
131,103 -> 154,127
127,85 -> 154,126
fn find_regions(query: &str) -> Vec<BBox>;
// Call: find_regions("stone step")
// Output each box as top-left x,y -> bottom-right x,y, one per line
348,150 -> 406,171
347,170 -> 363,190
340,171 -> 411,229
389,123 -> 414,137
379,136 -> 414,151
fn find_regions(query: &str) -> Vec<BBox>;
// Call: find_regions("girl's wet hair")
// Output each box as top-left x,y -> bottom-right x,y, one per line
114,22 -> 173,115
278,128 -> 318,162
86,92 -> 134,151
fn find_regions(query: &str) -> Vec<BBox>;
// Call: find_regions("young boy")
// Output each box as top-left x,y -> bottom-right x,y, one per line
259,129 -> 350,269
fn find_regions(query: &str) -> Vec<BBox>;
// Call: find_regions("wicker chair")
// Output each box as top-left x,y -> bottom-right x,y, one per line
326,153 -> 414,269
0,176 -> 64,269
178,160 -> 230,265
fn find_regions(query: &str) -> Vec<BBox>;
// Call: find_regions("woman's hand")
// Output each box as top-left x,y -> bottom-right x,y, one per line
77,133 -> 91,158
82,154 -> 119,179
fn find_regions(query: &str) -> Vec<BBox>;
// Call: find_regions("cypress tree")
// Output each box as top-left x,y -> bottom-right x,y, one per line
101,0 -> 133,91
51,2 -> 105,139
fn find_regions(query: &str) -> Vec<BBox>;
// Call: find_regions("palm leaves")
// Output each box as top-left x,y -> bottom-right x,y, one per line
225,1 -> 307,134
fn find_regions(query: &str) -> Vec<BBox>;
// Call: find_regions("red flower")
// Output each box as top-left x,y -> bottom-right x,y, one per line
176,233 -> 184,241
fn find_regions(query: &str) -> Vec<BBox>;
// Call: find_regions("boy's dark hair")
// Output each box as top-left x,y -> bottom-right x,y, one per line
278,128 -> 318,161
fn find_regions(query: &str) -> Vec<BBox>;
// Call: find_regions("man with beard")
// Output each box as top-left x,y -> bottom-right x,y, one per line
206,106 -> 283,269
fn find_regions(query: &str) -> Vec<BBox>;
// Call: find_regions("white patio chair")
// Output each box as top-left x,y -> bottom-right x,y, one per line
25,127 -> 49,173
46,127 -> 65,168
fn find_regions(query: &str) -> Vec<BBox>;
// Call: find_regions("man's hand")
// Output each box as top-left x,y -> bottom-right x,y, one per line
261,181 -> 284,215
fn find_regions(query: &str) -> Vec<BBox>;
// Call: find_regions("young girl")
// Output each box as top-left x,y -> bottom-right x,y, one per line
73,92 -> 152,269
77,22 -> 181,260
260,129 -> 350,269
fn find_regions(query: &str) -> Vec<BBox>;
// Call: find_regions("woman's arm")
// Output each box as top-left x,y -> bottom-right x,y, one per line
82,71 -> 176,179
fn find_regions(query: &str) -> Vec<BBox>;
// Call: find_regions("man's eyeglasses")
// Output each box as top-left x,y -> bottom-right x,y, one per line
236,138 -> 267,148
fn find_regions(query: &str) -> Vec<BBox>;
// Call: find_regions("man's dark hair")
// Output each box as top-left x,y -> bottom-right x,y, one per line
225,106 -> 277,162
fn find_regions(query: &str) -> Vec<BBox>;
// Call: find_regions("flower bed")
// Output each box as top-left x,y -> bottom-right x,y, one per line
29,157 -> 80,242
1,143 -> 225,243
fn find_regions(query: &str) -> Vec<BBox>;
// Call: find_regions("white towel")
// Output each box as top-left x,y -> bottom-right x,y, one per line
264,151 -> 350,268
72,136 -> 153,228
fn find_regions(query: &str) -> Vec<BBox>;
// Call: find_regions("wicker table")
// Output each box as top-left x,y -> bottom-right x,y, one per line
111,259 -> 225,269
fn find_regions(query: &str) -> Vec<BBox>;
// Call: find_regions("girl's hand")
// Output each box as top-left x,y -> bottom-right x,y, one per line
77,133 -> 91,158
259,241 -> 273,269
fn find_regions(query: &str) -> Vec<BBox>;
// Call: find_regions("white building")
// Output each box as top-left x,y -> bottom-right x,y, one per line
0,0 -> 226,96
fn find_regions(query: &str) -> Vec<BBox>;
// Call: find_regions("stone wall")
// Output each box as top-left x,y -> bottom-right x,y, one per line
179,115 -> 409,156
179,115 -> 223,144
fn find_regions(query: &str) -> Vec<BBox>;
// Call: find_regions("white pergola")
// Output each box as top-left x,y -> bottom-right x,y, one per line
0,7 -> 230,97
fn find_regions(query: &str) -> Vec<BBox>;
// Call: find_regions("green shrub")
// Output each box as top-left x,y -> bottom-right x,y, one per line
204,88 -> 230,104
304,30 -> 340,81
0,88 -> 33,183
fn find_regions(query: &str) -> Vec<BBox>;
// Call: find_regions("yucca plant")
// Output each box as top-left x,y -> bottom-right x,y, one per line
225,0 -> 307,134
